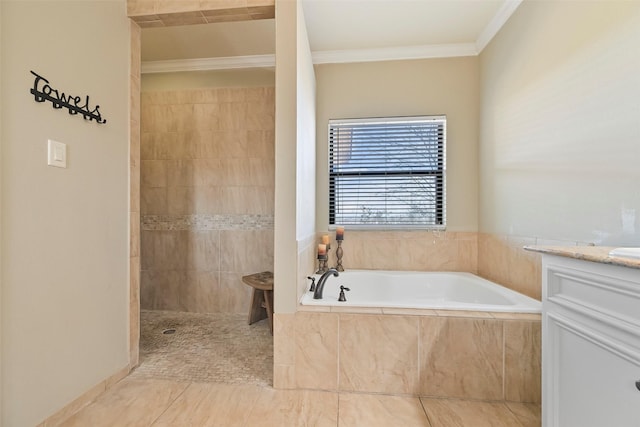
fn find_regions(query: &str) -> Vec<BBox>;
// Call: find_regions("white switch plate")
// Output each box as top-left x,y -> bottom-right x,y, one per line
47,139 -> 67,168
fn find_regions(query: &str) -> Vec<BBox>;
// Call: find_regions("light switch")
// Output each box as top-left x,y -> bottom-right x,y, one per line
47,139 -> 67,168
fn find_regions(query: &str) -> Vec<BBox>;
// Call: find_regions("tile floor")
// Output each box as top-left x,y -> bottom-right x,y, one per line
58,310 -> 540,426
59,378 -> 540,426
130,310 -> 273,386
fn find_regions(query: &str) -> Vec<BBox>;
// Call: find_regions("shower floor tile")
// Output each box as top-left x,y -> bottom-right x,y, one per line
130,310 -> 273,386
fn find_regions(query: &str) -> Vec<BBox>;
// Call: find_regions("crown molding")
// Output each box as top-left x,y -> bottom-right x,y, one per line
475,0 -> 523,53
141,1 -> 520,73
141,44 -> 477,73
141,54 -> 275,74
311,43 -> 478,65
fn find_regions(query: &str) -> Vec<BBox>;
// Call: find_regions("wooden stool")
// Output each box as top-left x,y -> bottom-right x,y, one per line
242,271 -> 274,335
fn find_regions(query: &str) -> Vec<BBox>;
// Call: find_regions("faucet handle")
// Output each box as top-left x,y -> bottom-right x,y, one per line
338,285 -> 350,302
307,276 -> 316,292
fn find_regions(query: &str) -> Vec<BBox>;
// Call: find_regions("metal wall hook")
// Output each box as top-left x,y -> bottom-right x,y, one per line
30,70 -> 107,124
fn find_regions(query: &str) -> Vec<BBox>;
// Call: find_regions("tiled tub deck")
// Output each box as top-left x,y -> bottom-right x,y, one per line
274,308 -> 541,404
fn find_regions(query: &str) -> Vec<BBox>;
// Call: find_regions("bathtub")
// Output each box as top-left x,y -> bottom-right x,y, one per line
300,270 -> 541,313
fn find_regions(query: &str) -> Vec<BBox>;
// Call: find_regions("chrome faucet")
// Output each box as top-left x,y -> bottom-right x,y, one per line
313,268 -> 339,299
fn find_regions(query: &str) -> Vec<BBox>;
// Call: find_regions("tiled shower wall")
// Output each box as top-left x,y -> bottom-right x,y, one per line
140,87 -> 275,314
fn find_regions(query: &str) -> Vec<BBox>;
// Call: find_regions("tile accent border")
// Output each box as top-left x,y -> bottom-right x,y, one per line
142,214 -> 274,231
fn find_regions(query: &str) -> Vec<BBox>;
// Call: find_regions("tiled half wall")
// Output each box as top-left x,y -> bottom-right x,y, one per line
140,87 -> 274,314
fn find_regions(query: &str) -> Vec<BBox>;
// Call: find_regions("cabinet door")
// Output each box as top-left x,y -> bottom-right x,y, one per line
545,314 -> 640,427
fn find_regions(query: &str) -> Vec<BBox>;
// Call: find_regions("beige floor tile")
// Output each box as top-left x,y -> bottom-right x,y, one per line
153,383 -> 264,427
421,398 -> 524,427
243,388 -> 338,426
339,393 -> 431,427
505,402 -> 541,427
58,378 -> 188,427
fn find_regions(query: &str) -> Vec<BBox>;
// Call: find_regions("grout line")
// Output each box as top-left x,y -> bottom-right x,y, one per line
149,381 -> 192,426
336,313 -> 341,392
217,228 -> 221,311
418,396 -> 435,427
502,320 -> 506,402
502,401 -> 529,427
417,316 -> 422,398
336,390 -> 341,426
239,385 -> 267,427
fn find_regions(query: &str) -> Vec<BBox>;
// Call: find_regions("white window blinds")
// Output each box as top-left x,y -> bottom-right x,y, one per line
328,116 -> 446,229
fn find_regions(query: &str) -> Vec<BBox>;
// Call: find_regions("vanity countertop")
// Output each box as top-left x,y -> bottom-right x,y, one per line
524,245 -> 640,270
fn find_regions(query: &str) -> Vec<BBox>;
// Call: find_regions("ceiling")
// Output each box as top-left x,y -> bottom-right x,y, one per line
141,0 -> 520,67
302,0 -> 505,51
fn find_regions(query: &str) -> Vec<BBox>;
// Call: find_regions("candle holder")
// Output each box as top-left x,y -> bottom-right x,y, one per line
335,240 -> 344,272
316,255 -> 328,274
324,244 -> 331,272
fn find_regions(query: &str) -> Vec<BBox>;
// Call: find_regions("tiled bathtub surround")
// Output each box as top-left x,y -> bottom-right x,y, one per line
478,233 -> 541,300
274,311 -> 541,404
477,233 -> 599,301
140,86 -> 274,314
321,230 -> 478,274
279,231 -> 546,405
310,231 -> 554,301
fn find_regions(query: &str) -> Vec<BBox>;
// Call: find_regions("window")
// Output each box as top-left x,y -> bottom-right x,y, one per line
328,116 -> 446,229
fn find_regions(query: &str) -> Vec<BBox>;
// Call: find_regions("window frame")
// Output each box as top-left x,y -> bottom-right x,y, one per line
328,115 -> 446,230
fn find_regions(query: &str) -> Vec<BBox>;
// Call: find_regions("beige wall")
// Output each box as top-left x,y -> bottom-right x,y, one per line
0,2 -> 130,426
476,0 -> 640,299
140,19 -> 275,62
479,0 -> 640,246
140,86 -> 275,314
273,0 -> 316,315
0,3 -> 3,422
296,0 -> 316,242
274,0 -> 298,315
130,17 -> 142,376
315,57 -> 479,233
294,1 -> 317,308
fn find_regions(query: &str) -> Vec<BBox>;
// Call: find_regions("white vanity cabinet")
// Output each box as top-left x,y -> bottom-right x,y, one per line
542,255 -> 640,427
